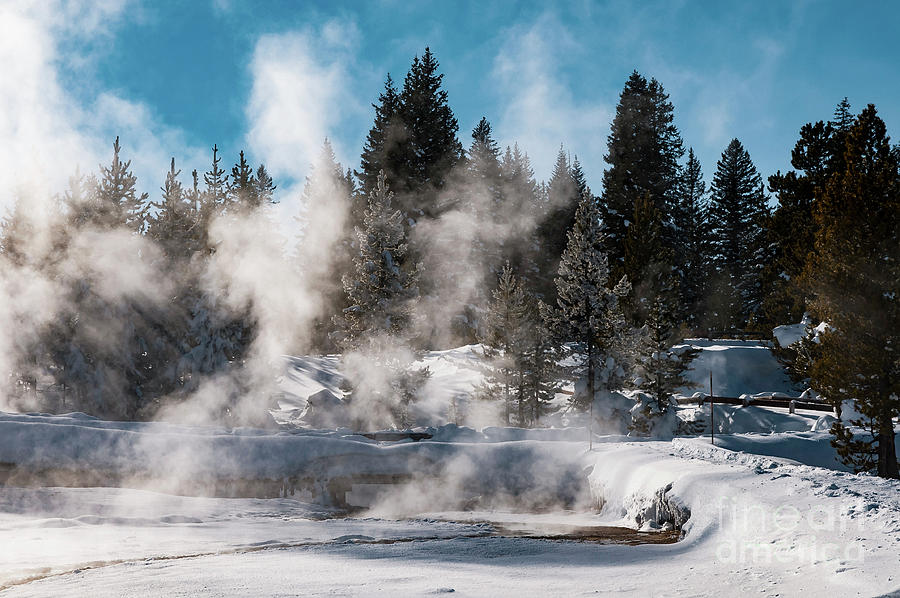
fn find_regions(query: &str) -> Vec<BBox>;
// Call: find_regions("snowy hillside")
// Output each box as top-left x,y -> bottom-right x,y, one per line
1,341 -> 898,596
272,340 -> 799,429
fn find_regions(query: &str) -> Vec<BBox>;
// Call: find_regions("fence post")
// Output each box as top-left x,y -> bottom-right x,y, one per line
709,372 -> 714,446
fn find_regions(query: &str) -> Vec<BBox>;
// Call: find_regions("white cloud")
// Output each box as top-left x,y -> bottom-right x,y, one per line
0,1 -> 204,211
245,21 -> 361,185
491,15 -> 612,186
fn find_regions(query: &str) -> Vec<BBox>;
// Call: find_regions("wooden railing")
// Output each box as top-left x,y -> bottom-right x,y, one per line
676,395 -> 834,413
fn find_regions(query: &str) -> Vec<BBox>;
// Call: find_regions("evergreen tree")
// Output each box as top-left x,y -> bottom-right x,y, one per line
357,74 -> 404,195
91,137 -> 149,231
477,263 -> 532,425
228,150 -> 257,210
203,144 -> 229,213
804,105 -> 900,478
477,263 -> 558,426
339,172 -> 420,345
464,117 -> 504,264
297,140 -> 354,351
832,97 -> 855,132
520,308 -> 560,426
600,71 -> 684,271
763,100 -> 855,327
395,47 -> 463,221
624,194 -> 699,430
197,144 -> 229,252
707,138 -> 771,331
499,144 -> 541,279
0,195 -> 35,267
467,117 -> 503,213
672,148 -> 711,329
147,158 -> 196,259
255,164 -> 277,206
535,146 -> 580,302
451,117 -> 506,342
337,171 -> 428,428
544,189 -> 632,430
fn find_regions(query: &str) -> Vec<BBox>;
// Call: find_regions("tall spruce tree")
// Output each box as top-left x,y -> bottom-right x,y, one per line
600,71 -> 684,272
394,47 -> 463,221
672,148 -> 711,329
147,158 -> 196,259
357,74 -> 404,195
804,105 -> 900,479
536,146 -> 580,302
338,171 -> 420,345
478,263 -> 532,425
478,263 -> 558,427
763,100 -> 855,327
625,195 -> 699,420
467,117 -> 503,214
228,150 -> 257,210
255,164 -> 277,206
203,144 -> 229,213
297,140 -> 355,352
499,144 -> 541,278
337,171 -> 428,428
545,189 -> 632,430
92,137 -> 149,231
707,138 -> 771,331
465,117 -> 504,266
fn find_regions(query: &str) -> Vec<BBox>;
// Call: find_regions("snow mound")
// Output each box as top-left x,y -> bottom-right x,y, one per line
677,339 -> 795,397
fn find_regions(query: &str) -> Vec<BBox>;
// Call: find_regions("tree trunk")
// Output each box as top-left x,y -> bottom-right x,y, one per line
877,413 -> 899,479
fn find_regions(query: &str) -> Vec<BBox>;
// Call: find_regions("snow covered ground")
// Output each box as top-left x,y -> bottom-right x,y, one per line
2,342 -> 899,596
2,433 -> 898,597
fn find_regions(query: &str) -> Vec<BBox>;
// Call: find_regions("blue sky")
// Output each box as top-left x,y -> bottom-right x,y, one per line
4,0 -> 900,204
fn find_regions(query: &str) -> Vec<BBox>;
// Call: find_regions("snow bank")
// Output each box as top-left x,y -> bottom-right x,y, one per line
585,438 -> 900,596
677,339 -> 796,397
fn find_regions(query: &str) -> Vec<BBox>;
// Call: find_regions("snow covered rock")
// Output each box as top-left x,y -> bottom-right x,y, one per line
300,389 -> 349,429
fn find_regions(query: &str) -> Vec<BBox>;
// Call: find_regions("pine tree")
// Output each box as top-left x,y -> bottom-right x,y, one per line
147,158 -> 196,259
672,148 -> 711,329
544,189 -> 632,431
92,137 -> 149,231
297,140 -> 354,352
203,144 -> 229,213
465,117 -> 504,268
357,74 -> 404,195
451,117 -> 506,342
804,105 -> 900,478
707,138 -> 771,331
520,309 -> 560,427
535,146 -> 580,302
255,164 -> 277,206
600,71 -> 684,272
337,171 -> 428,428
395,47 -> 463,221
339,171 -> 420,345
499,144 -> 541,279
467,117 -> 503,213
198,144 -> 229,251
832,97 -> 854,132
763,99 -> 855,327
228,150 -> 257,210
624,194 -> 699,432
478,263 -> 532,425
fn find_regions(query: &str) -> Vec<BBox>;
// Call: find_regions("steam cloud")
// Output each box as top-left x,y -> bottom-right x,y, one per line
0,3 -> 572,433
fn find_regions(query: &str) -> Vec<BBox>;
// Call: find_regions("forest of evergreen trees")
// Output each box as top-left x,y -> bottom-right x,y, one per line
1,49 -> 897,477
